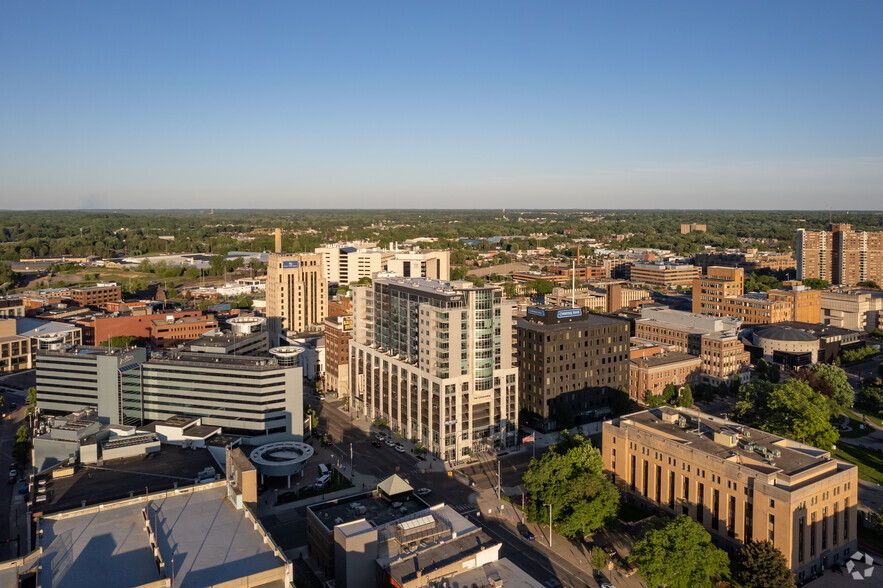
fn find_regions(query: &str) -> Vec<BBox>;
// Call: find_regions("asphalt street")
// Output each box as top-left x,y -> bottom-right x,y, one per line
0,387 -> 28,561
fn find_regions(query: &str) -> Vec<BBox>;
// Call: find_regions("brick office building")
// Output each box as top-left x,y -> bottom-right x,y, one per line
516,305 -> 629,432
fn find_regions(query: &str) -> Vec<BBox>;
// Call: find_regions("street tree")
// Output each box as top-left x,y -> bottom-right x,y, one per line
678,384 -> 694,407
735,540 -> 796,588
522,433 -> 619,539
630,515 -> 730,588
528,278 -> 554,296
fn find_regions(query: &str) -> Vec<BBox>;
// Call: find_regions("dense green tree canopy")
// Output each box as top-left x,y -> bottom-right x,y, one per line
734,379 -> 839,450
630,515 -> 730,588
522,433 -> 619,539
735,540 -> 796,588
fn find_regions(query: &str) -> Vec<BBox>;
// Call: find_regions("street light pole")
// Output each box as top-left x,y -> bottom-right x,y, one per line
544,503 -> 552,548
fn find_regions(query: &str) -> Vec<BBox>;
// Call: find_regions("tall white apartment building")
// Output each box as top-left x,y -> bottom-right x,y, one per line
349,277 -> 517,462
315,243 -> 451,285
315,242 -> 385,285
266,253 -> 327,343
385,251 -> 450,281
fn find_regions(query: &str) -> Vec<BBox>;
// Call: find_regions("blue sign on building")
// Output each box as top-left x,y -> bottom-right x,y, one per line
527,307 -> 545,317
282,260 -> 299,269
556,308 -> 583,319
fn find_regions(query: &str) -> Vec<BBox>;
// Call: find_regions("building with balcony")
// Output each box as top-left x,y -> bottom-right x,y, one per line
349,277 -> 517,461
797,223 -> 883,286
603,407 -> 858,583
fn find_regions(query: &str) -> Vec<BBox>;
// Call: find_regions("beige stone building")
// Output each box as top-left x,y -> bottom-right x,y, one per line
603,407 -> 858,583
820,288 -> 883,332
266,253 -> 328,343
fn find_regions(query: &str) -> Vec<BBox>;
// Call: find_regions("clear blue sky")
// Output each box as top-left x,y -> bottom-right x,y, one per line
1,1 -> 882,210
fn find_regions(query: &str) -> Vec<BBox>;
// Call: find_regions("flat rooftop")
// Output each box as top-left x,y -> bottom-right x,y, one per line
613,407 -> 835,479
34,445 -> 221,514
146,350 -> 285,370
309,491 -> 425,532
38,483 -> 287,588
630,351 -> 700,368
387,530 -> 497,586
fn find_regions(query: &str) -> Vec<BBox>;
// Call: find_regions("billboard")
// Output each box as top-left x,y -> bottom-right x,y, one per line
282,260 -> 299,269
556,308 -> 583,319
527,307 -> 545,317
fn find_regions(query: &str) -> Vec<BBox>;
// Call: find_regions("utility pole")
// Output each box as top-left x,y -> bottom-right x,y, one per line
545,503 -> 552,547
497,459 -> 501,499
350,442 -> 353,475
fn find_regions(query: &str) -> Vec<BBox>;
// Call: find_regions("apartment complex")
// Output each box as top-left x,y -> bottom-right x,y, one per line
681,223 -> 707,234
629,352 -> 701,403
693,267 -> 820,325
266,253 -> 328,343
797,223 -> 883,286
70,282 -> 123,308
629,262 -> 700,288
820,288 -> 883,332
634,307 -> 749,385
36,346 -> 303,437
603,407 -> 858,582
349,277 -> 518,461
515,306 -> 629,432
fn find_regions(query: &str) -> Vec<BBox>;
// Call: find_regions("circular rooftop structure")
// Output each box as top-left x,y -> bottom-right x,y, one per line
249,441 -> 314,477
756,326 -> 818,342
228,316 -> 266,334
269,346 -> 305,367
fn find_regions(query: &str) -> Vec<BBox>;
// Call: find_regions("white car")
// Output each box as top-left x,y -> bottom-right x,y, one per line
374,433 -> 385,441
395,445 -> 406,453
385,439 -> 396,447
415,488 -> 431,496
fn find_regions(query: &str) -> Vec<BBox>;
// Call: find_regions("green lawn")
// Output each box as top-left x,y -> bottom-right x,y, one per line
843,406 -> 883,428
832,444 -> 883,485
837,416 -> 875,439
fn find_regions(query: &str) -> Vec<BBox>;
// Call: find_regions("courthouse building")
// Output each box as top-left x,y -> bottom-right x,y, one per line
603,407 -> 857,583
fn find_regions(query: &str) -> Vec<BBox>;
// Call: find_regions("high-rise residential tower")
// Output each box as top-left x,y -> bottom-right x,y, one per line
797,224 -> 883,286
349,277 -> 517,461
266,253 -> 327,343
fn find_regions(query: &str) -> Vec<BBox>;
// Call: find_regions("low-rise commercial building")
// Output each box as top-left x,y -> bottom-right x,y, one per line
630,262 -> 700,288
0,297 -> 27,318
69,282 -> 122,308
603,407 -> 858,582
75,309 -> 201,346
629,351 -> 701,404
516,305 -> 629,431
0,320 -> 31,373
149,314 -> 219,349
820,288 -> 883,332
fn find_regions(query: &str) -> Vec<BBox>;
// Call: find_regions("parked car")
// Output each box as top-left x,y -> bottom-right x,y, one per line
415,488 -> 432,496
7,471 -> 16,485
372,440 -> 382,448
521,530 -> 535,541
385,439 -> 395,447
374,433 -> 385,441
